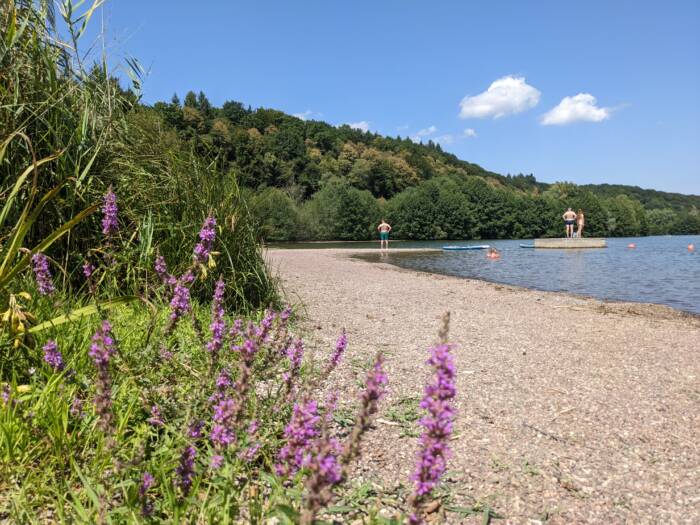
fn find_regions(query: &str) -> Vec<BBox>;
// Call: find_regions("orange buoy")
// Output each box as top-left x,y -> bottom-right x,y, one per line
627,243 -> 636,249
689,244 -> 695,252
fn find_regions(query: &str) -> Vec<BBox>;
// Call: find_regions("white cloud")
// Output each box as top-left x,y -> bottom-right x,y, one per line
293,110 -> 314,121
415,125 -> 437,137
540,93 -> 611,125
396,124 -> 410,131
463,128 -> 477,138
434,134 -> 455,145
347,121 -> 370,132
459,75 -> 541,119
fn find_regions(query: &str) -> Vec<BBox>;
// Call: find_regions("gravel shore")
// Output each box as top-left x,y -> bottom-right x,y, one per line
268,248 -> 700,524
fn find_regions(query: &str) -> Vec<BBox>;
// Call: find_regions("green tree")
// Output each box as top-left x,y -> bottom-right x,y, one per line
249,187 -> 302,241
302,179 -> 380,240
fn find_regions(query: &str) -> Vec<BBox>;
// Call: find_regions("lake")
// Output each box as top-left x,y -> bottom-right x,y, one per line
274,236 -> 700,315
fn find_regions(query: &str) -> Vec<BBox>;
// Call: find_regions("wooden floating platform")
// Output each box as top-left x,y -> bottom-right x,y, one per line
534,237 -> 607,249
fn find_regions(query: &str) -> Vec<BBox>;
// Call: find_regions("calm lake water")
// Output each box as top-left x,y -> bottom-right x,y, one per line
274,236 -> 700,315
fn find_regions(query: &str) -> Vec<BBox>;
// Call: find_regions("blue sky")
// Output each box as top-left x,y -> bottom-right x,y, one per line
95,0 -> 699,194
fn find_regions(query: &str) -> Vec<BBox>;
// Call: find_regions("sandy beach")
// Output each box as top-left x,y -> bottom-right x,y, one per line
268,248 -> 700,524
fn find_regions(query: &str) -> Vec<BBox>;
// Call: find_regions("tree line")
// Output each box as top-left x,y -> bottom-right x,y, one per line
150,91 -> 700,241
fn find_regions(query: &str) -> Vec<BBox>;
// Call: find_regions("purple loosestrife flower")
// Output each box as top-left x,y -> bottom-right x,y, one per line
300,436 -> 344,524
409,343 -> 456,520
154,255 -> 167,279
341,353 -> 388,465
101,188 -> 119,237
206,279 -> 226,356
139,471 -> 155,516
168,271 -> 194,323
193,216 -> 216,264
256,309 -> 276,342
275,399 -> 321,476
229,318 -> 243,340
70,397 -> 85,419
31,253 -> 55,295
175,445 -> 196,497
159,346 -> 173,360
210,454 -> 224,469
240,443 -> 261,462
1,384 -> 10,407
188,420 -> 205,440
42,340 -> 64,371
154,255 -> 176,287
82,261 -> 95,279
326,329 -> 347,374
215,368 -> 232,390
239,419 -> 261,461
147,405 -> 165,427
89,320 -> 117,433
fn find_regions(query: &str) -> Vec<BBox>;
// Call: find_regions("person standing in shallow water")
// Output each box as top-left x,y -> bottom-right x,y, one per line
377,219 -> 392,250
562,208 -> 577,238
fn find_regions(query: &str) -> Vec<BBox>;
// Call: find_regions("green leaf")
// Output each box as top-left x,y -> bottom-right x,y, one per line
0,203 -> 98,289
274,504 -> 299,523
28,296 -> 139,333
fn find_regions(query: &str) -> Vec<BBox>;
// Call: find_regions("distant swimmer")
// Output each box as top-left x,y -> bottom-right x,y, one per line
689,244 -> 695,252
377,219 -> 392,251
576,209 -> 585,238
562,208 -> 577,238
628,243 -> 636,249
486,247 -> 501,259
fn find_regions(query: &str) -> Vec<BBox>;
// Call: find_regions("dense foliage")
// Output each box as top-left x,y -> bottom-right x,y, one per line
0,0 -> 275,309
147,92 -> 700,241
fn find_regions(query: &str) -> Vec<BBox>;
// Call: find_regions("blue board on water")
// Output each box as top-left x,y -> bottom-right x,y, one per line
519,243 -> 536,248
442,245 -> 490,251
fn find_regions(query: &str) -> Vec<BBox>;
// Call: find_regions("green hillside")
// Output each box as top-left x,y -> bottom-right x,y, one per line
149,92 -> 700,241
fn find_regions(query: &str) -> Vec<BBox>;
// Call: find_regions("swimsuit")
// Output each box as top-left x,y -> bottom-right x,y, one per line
380,231 -> 389,240
565,219 -> 575,225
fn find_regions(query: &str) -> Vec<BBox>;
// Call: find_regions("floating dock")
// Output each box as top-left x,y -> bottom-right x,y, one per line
534,237 -> 607,249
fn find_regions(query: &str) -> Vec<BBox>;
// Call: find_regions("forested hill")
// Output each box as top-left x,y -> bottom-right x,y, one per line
148,91 -> 700,241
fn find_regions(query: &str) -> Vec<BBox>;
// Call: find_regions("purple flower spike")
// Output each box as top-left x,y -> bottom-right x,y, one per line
188,420 -> 205,440
211,454 -> 224,469
326,329 -> 347,374
82,261 -> 95,279
193,216 -> 217,264
31,253 -> 55,295
101,187 -> 119,237
140,471 -> 155,494
154,255 -> 167,279
42,340 -> 64,371
275,400 -> 321,476
409,343 -> 456,516
147,405 -> 165,427
175,445 -> 197,496
341,353 -> 388,465
206,279 -> 226,356
89,320 -> 117,432
169,272 -> 193,322
89,320 -> 116,366
139,471 -> 155,516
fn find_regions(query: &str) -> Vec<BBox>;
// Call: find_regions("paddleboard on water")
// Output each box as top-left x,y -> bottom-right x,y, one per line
519,243 -> 536,248
442,245 -> 490,251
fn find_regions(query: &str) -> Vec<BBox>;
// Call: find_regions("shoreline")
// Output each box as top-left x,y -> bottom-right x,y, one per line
350,251 -> 700,321
268,248 -> 700,523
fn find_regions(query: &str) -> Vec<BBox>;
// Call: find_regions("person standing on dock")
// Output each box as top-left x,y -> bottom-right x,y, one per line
562,208 -> 577,238
576,209 -> 585,238
377,219 -> 392,250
